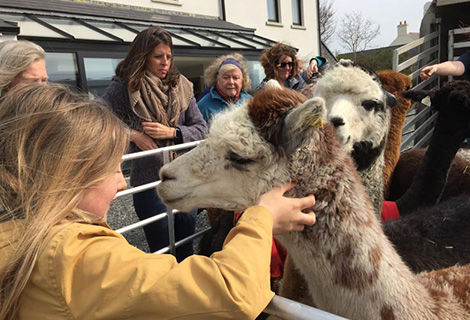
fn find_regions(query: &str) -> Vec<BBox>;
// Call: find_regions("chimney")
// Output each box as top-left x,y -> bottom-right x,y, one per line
397,20 -> 408,37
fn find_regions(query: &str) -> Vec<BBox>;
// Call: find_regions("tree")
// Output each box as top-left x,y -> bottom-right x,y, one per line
319,0 -> 336,45
338,49 -> 393,71
337,12 -> 380,61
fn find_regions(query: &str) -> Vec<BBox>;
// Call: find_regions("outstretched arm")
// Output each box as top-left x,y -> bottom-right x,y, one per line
420,60 -> 465,81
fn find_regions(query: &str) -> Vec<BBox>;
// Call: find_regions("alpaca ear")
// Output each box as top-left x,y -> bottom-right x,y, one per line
385,90 -> 398,109
449,90 -> 470,111
277,97 -> 327,156
337,59 -> 354,67
264,79 -> 282,90
402,89 -> 432,105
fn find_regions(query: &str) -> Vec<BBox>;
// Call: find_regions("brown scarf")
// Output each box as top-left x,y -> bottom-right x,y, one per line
128,70 -> 193,128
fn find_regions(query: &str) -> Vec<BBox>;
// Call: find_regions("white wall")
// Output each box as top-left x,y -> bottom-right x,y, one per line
225,0 -> 320,63
94,0 -> 320,64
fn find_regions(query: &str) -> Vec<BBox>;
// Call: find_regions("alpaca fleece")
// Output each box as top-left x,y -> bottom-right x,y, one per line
158,86 -> 470,319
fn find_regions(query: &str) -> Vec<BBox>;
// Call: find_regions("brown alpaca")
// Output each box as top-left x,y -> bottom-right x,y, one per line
381,70 -> 470,202
376,70 -> 413,197
388,148 -> 470,201
158,86 -> 470,319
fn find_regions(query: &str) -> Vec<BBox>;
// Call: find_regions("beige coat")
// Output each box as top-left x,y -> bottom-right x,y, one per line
0,206 -> 274,319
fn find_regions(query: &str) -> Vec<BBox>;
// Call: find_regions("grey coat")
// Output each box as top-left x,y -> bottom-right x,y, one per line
102,76 -> 207,186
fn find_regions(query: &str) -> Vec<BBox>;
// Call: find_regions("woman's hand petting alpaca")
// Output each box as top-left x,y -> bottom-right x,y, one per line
257,182 -> 316,235
142,121 -> 176,140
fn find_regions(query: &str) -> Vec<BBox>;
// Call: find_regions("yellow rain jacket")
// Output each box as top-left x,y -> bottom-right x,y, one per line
0,206 -> 274,319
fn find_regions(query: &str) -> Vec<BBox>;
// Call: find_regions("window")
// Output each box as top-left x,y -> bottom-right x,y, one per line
83,57 -> 122,97
291,0 -> 303,26
267,0 -> 280,22
38,17 -> 114,41
45,52 -> 79,88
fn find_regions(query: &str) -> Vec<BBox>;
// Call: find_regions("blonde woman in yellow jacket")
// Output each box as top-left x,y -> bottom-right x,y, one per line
0,83 -> 316,320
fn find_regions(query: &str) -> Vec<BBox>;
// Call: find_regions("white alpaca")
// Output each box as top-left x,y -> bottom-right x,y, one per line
313,60 -> 396,216
157,86 -> 470,319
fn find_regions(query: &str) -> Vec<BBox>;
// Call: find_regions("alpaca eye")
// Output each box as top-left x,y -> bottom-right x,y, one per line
362,100 -> 382,111
227,151 -> 253,165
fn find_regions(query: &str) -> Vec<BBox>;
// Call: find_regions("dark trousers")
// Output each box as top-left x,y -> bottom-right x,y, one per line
133,188 -> 196,262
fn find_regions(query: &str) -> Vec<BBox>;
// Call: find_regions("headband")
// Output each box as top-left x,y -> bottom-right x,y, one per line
219,58 -> 244,74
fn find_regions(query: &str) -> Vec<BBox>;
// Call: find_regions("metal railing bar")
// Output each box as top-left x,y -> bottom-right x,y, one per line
394,31 -> 438,55
396,46 -> 438,72
402,106 -> 433,132
401,113 -> 437,151
264,295 -> 349,320
167,205 -> 176,255
115,212 -> 168,234
413,74 -> 438,90
454,41 -> 470,49
452,26 -> 470,35
413,128 -> 434,149
116,181 -> 160,197
122,140 -> 203,161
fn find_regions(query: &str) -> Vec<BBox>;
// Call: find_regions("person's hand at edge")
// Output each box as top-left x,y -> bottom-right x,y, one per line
256,182 -> 316,235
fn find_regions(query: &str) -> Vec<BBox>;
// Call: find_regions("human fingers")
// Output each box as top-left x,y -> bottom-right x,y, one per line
142,122 -> 165,130
142,121 -> 154,128
135,137 -> 155,151
420,70 -> 429,81
308,60 -> 318,72
280,181 -> 297,194
297,194 -> 316,211
307,68 -> 313,78
297,210 -> 316,226
291,224 -> 305,232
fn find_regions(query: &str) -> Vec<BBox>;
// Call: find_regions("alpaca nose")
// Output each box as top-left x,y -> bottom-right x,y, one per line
159,167 -> 174,182
330,117 -> 345,127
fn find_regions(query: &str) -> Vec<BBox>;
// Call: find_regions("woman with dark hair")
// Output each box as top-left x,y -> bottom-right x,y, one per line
102,26 -> 207,261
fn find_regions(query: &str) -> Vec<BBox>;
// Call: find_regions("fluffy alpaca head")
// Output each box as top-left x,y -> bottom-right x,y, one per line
377,69 -> 413,116
377,70 -> 412,95
313,61 -> 396,163
157,86 -> 327,212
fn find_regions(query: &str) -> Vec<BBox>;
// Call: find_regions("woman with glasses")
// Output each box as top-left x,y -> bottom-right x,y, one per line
257,42 -> 326,96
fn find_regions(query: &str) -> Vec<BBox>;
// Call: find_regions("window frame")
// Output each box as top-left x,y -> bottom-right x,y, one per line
291,0 -> 304,26
267,0 -> 281,23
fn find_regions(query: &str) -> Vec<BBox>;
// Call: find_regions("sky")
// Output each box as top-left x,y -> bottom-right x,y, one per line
326,0 -> 432,54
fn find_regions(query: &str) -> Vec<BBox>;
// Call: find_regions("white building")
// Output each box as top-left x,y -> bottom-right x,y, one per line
389,21 -> 419,47
93,0 -> 321,60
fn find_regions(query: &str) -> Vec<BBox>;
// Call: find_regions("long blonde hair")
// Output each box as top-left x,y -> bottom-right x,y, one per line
0,83 -> 129,319
0,40 -> 46,96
